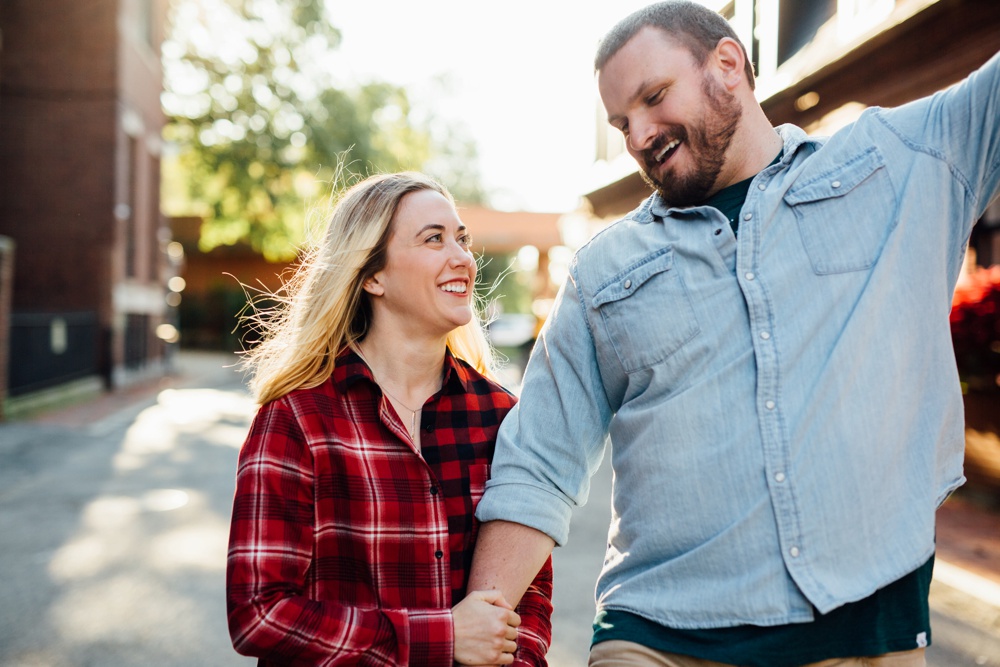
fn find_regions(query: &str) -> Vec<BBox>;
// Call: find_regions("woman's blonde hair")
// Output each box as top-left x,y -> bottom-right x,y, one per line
242,171 -> 496,404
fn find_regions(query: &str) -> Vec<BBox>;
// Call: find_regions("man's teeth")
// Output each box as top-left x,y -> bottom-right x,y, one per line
441,282 -> 467,293
656,139 -> 680,162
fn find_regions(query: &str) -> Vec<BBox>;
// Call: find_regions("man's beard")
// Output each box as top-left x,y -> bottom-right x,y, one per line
638,72 -> 742,207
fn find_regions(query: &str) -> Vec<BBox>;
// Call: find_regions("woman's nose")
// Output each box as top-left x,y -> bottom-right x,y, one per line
449,242 -> 473,267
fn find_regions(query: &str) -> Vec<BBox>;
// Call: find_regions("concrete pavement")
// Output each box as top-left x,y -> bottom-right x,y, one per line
1,350 -> 998,666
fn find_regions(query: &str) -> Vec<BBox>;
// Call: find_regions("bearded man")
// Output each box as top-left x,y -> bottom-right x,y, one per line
468,1 -> 1000,666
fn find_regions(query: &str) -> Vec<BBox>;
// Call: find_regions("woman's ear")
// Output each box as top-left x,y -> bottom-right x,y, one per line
362,273 -> 385,296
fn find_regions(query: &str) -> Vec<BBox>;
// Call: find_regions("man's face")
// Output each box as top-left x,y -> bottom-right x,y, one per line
598,27 -> 743,206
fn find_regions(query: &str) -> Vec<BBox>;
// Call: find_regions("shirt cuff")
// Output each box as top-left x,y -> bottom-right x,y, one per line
513,628 -> 549,667
477,479 -> 573,546
406,608 -> 454,666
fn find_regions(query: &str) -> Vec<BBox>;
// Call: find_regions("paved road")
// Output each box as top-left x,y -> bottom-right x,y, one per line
1,351 -> 997,666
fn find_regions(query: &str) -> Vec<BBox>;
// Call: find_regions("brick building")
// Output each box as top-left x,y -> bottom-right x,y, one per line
0,0 -> 171,414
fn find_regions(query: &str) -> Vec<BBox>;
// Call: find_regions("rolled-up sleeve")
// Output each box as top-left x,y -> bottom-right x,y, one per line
477,264 -> 614,546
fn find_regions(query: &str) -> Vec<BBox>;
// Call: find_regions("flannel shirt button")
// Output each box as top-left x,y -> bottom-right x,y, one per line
435,550 -> 444,559
430,486 -> 439,495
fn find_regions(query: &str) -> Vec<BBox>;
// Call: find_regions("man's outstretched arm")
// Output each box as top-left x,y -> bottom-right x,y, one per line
469,520 -> 556,607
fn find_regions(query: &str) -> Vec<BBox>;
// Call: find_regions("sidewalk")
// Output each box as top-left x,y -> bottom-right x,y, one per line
934,492 -> 1000,607
25,350 -> 245,430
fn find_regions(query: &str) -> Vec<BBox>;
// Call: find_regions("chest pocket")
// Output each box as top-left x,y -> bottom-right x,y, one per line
592,248 -> 700,373
784,147 -> 898,275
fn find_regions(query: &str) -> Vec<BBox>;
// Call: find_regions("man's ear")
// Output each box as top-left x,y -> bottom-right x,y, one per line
362,273 -> 385,296
714,37 -> 746,91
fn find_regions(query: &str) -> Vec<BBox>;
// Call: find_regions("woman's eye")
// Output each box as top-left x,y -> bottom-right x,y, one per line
458,234 -> 472,246
426,233 -> 442,243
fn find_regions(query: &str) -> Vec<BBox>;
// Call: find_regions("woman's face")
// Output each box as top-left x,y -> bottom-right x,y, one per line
366,189 -> 477,338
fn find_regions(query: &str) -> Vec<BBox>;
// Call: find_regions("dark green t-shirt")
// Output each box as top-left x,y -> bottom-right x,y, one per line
706,171 -> 756,235
592,557 -> 933,667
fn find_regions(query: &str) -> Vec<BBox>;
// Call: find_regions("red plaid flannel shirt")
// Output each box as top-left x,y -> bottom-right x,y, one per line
227,349 -> 553,666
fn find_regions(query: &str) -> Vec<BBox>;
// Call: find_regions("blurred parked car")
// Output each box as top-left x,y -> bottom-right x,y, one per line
488,313 -> 537,348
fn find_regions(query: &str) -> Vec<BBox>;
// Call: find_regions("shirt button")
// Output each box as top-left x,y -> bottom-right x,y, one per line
745,272 -> 755,281
624,279 -> 632,289
774,472 -> 786,483
831,180 -> 842,188
790,547 -> 801,558
435,550 -> 444,559
430,486 -> 439,495
743,213 -> 752,221
757,183 -> 766,191
765,400 -> 776,410
760,331 -> 771,340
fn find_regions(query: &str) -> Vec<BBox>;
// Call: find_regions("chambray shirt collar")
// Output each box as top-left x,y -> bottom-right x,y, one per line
333,346 -> 472,395
646,124 -> 821,221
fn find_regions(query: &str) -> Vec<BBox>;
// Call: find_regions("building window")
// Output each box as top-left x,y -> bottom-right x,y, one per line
837,0 -> 895,40
125,313 -> 149,369
777,0 -> 836,66
149,154 -> 161,282
125,136 -> 139,278
138,0 -> 155,48
595,101 -> 626,163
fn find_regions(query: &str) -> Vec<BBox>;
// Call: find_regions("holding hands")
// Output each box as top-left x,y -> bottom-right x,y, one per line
453,590 -> 521,665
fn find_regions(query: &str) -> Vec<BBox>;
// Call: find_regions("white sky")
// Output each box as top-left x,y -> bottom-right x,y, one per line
326,1 -> 660,212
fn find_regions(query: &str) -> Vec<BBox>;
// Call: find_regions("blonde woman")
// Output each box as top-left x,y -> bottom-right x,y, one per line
226,172 -> 552,666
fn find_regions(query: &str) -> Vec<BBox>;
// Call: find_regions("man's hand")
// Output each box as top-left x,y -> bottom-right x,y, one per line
452,590 -> 521,665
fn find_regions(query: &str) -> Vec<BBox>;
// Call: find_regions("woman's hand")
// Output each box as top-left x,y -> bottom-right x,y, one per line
452,590 -> 521,665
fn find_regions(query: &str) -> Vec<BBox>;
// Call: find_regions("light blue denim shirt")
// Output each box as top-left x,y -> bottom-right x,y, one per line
477,52 -> 1000,629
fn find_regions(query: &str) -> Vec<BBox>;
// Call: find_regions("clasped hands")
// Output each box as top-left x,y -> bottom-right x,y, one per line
453,590 -> 521,666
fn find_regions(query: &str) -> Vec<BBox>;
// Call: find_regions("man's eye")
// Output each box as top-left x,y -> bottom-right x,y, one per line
646,89 -> 664,105
619,123 -> 629,137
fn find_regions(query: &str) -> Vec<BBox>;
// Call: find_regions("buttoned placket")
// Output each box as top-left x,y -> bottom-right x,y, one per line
378,393 -> 451,605
418,405 -> 451,600
736,171 -> 809,582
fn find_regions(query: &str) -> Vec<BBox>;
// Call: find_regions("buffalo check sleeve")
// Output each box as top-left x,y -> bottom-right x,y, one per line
512,556 -> 554,667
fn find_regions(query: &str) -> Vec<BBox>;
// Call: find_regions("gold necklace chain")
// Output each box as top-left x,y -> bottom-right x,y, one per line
375,380 -> 422,436
356,347 -> 433,437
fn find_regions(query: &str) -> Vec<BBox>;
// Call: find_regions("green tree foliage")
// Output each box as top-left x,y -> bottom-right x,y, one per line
162,0 -> 484,261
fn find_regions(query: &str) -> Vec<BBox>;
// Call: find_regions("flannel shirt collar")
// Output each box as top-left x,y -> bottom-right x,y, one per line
332,346 -> 473,397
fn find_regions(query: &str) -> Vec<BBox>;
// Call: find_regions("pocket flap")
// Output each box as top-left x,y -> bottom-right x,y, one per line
784,147 -> 886,205
593,248 -> 674,307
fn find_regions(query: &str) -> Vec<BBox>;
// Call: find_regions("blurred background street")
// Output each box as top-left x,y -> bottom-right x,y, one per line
2,1 -> 1000,665
1,351 -> 998,666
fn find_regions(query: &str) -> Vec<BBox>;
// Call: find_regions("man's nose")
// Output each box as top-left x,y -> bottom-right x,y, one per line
627,118 -> 657,153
